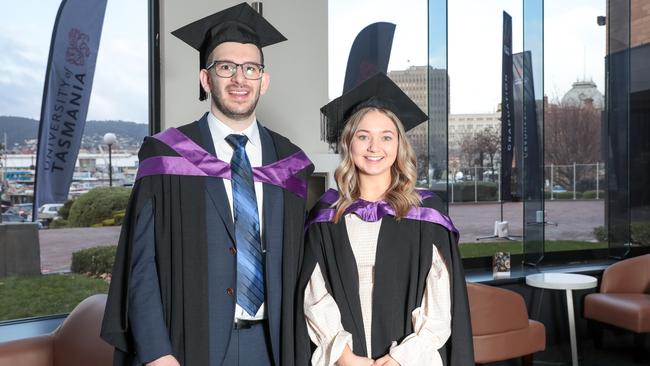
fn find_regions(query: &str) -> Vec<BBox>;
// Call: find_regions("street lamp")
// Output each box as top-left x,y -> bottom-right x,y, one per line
103,133 -> 117,187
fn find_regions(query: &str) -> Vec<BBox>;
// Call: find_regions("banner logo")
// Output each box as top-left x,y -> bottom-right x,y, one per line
66,28 -> 91,66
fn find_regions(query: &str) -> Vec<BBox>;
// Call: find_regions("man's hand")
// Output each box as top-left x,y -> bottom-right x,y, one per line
373,355 -> 400,366
337,345 -> 374,366
147,355 -> 180,366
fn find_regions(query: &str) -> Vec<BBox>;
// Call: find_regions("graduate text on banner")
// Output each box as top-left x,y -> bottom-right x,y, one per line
514,51 -> 542,201
500,11 -> 514,201
33,0 -> 108,219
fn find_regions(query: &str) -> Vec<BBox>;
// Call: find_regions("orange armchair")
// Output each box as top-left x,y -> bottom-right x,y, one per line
584,254 -> 650,356
0,294 -> 113,366
467,282 -> 546,365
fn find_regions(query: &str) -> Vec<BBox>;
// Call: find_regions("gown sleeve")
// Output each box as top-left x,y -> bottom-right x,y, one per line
389,245 -> 451,366
128,199 -> 173,363
303,263 -> 354,366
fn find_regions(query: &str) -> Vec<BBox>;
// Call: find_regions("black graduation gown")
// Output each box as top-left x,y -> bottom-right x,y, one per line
100,116 -> 313,366
295,193 -> 474,365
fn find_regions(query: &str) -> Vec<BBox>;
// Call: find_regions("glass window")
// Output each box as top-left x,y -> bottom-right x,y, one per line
542,0 -> 607,260
0,0 -> 148,321
447,0 -> 524,260
329,0 -> 430,184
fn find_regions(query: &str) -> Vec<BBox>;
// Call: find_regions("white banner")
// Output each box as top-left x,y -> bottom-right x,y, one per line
33,0 -> 107,219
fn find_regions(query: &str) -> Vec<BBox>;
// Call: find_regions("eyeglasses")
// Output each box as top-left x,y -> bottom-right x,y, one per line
205,60 -> 265,80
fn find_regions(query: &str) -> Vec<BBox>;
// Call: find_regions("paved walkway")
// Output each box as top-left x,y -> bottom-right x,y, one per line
450,200 -> 604,243
39,226 -> 121,273
38,200 -> 604,272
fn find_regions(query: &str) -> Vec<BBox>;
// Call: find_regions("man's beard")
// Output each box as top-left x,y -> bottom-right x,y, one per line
211,85 -> 260,121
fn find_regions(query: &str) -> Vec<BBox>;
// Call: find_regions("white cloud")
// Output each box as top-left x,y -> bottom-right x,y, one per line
0,0 -> 148,123
0,0 -> 611,122
330,0 -> 606,114
328,0 -> 428,98
544,1 -> 606,100
448,0 -> 522,113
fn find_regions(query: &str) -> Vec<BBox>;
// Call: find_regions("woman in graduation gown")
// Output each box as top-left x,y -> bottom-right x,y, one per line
295,73 -> 474,366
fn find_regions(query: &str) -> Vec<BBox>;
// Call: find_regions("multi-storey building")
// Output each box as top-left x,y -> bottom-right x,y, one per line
388,66 -> 448,180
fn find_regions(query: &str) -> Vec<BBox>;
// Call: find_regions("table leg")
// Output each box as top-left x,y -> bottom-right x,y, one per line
565,289 -> 578,366
534,288 -> 545,319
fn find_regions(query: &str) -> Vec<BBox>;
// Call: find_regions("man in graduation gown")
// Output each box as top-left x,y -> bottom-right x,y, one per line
100,3 -> 313,366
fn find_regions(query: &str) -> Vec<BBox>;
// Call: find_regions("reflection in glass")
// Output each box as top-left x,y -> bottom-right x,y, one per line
606,0 -> 631,257
447,0 -> 523,253
427,0 -> 448,205
523,0 -> 544,265
542,0 -> 608,258
628,1 -> 650,253
0,0 -> 148,321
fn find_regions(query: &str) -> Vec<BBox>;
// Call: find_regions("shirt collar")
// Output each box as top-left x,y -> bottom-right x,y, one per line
207,112 -> 260,148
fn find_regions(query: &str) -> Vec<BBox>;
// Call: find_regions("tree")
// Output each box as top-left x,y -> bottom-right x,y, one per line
475,126 -> 500,178
544,101 -> 602,187
457,126 -> 501,180
416,152 -> 428,183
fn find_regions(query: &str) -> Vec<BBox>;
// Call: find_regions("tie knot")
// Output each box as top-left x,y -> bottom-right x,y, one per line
226,134 -> 248,150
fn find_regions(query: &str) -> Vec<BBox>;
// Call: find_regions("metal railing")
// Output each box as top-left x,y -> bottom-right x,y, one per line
445,162 -> 605,203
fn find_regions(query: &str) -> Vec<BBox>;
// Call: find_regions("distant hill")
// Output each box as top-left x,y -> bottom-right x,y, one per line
0,116 -> 148,151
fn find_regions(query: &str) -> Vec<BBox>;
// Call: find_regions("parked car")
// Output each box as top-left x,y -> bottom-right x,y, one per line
7,203 -> 33,218
1,213 -> 28,223
38,203 -> 65,227
551,184 -> 567,193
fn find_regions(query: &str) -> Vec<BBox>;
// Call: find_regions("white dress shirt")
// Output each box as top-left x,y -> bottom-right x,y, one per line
206,112 -> 265,320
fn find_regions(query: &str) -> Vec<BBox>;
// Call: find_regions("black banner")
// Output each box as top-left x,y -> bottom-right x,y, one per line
513,52 -> 524,198
342,22 -> 395,93
520,51 -> 541,201
500,12 -> 514,201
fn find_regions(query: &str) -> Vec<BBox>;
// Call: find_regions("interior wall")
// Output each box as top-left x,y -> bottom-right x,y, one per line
159,0 -> 330,156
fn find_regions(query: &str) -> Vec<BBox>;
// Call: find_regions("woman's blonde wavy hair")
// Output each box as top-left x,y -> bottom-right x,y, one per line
333,106 -> 421,222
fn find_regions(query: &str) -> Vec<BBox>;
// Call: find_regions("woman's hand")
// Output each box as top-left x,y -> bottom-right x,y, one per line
373,355 -> 401,366
337,345 -> 374,366
146,355 -> 180,366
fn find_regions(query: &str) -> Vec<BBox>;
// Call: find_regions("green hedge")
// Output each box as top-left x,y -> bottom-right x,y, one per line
49,219 -> 69,229
450,182 -> 498,202
582,190 -> 604,199
113,210 -> 126,225
71,245 -> 117,277
58,199 -> 75,220
542,190 -> 604,200
593,226 -> 607,242
68,187 -> 131,227
592,222 -> 650,246
545,191 -> 581,199
632,222 -> 650,246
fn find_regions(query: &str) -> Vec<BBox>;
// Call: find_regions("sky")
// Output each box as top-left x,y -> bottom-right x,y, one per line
0,0 -> 606,123
0,0 -> 148,123
330,0 -> 606,113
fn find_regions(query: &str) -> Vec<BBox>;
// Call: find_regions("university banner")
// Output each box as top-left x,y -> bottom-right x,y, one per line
500,11 -> 514,201
33,0 -> 107,219
513,52 -> 524,198
342,22 -> 396,93
517,51 -> 541,201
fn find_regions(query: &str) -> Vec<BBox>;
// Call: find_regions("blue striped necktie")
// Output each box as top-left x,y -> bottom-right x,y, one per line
225,134 -> 264,316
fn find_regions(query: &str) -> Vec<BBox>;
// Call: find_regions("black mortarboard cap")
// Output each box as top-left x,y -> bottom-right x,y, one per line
171,2 -> 287,100
320,72 -> 428,146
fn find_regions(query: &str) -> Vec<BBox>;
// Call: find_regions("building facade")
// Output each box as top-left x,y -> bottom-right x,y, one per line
388,66 -> 448,180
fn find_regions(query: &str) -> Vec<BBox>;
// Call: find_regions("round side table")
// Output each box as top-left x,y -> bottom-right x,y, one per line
526,273 -> 597,366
